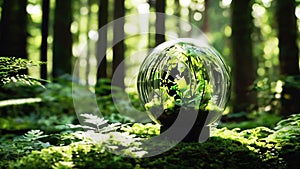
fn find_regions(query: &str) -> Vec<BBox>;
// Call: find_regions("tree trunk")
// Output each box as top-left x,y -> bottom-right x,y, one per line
202,0 -> 209,33
275,0 -> 300,116
86,0 -> 92,85
0,0 -> 28,62
112,0 -> 125,89
231,0 -> 256,113
96,0 -> 108,81
174,0 -> 181,36
276,0 -> 299,76
40,0 -> 50,81
52,0 -> 73,78
155,0 -> 166,46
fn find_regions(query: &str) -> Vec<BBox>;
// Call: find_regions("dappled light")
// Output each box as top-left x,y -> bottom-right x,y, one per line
0,0 -> 299,168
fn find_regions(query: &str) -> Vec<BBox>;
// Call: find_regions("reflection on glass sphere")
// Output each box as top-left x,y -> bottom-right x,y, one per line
137,39 -> 230,141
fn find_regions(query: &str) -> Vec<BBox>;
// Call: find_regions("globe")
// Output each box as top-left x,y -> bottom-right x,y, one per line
137,39 -> 231,142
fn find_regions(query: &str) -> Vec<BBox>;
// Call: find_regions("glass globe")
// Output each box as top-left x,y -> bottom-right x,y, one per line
137,39 -> 231,142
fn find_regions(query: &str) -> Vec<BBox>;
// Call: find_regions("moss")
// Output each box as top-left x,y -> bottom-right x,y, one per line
6,114 -> 300,169
138,137 -> 268,169
7,137 -> 271,169
9,144 -> 134,169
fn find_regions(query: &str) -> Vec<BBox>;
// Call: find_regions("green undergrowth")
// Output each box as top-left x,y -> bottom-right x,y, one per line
7,137 -> 269,169
220,112 -> 283,130
0,114 -> 299,169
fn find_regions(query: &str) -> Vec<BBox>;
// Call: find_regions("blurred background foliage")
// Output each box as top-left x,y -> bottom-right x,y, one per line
0,0 -> 300,168
0,0 -> 299,130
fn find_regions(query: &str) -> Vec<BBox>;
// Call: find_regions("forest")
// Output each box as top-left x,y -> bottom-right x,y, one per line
0,0 -> 300,168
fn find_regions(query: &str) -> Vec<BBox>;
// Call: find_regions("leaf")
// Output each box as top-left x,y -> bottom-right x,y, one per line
177,77 -> 187,91
80,113 -> 108,127
23,130 -> 48,141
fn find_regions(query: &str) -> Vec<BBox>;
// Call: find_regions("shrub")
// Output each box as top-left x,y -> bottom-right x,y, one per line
0,57 -> 43,86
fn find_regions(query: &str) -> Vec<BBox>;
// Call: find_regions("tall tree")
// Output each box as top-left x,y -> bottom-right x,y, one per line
86,0 -> 92,85
231,0 -> 256,113
0,0 -> 28,62
112,0 -> 125,89
174,0 -> 181,36
155,0 -> 166,46
96,0 -> 108,81
202,0 -> 209,33
52,0 -> 73,78
40,0 -> 50,80
275,0 -> 300,116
